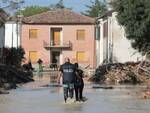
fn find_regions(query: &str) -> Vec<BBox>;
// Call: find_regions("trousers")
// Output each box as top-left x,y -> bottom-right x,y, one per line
74,83 -> 84,101
63,83 -> 74,102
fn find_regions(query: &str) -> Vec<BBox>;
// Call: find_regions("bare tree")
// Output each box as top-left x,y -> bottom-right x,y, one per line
0,0 -> 24,14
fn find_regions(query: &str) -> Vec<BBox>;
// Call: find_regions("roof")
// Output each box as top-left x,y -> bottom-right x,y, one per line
23,9 -> 95,25
0,9 -> 8,26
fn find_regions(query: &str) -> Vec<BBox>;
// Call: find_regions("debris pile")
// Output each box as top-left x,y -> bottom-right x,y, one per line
0,64 -> 34,94
89,61 -> 150,85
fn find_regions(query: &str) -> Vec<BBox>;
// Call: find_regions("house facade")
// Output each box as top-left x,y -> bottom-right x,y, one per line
96,11 -> 142,66
22,9 -> 96,68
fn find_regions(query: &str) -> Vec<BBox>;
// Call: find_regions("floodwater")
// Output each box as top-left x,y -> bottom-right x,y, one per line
0,72 -> 150,113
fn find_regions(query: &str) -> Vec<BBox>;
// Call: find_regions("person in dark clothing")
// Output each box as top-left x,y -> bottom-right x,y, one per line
74,63 -> 84,101
57,58 -> 76,103
53,58 -> 58,71
22,60 -> 34,71
37,58 -> 43,64
28,60 -> 34,71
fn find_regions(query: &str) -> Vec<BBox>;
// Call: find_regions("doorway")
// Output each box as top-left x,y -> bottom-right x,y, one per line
51,51 -> 60,65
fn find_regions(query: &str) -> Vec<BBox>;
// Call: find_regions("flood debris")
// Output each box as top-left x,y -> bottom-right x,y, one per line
0,64 -> 34,93
89,61 -> 150,85
92,85 -> 114,89
138,89 -> 150,99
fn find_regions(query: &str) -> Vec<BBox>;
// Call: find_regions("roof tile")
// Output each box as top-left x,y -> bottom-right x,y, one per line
23,9 -> 95,25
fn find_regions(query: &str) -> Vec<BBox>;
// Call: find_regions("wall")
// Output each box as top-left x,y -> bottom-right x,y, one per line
111,13 -> 142,62
21,24 -> 96,68
96,12 -> 142,66
61,25 -> 95,68
21,25 -> 50,65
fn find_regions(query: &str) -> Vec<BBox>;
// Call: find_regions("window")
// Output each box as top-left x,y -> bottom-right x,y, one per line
77,30 -> 85,40
103,21 -> 108,38
29,29 -> 38,39
29,51 -> 38,62
96,25 -> 100,40
76,51 -> 85,62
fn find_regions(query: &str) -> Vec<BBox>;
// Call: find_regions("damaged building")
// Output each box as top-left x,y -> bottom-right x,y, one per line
95,10 -> 143,67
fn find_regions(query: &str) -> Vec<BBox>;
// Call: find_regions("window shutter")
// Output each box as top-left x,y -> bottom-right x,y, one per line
29,29 -> 38,39
77,30 -> 85,40
77,51 -> 85,62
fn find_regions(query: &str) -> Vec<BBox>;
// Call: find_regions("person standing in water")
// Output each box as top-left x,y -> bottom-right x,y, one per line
74,63 -> 84,102
57,58 -> 76,103
37,58 -> 43,79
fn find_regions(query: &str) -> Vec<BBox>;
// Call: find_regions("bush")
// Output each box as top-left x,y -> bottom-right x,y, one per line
3,47 -> 25,67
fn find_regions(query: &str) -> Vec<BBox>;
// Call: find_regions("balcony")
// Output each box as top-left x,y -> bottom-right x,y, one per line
43,40 -> 72,50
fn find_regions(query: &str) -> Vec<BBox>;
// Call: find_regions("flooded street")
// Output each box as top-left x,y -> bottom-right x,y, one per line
0,72 -> 150,113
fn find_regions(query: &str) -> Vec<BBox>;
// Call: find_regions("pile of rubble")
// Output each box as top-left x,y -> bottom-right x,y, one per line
89,61 -> 150,85
0,64 -> 34,94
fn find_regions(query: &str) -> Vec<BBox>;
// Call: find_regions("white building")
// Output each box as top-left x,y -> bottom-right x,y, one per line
96,10 -> 142,66
5,21 -> 21,48
0,13 -> 22,62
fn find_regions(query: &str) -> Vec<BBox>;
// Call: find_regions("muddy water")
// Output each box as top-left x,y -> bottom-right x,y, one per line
0,72 -> 150,113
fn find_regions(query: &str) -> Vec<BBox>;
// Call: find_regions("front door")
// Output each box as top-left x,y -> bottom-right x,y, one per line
51,51 -> 60,65
53,30 -> 60,45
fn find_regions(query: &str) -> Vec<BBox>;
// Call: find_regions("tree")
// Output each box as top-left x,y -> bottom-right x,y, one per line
49,0 -> 67,9
3,47 -> 25,67
16,6 -> 49,17
16,0 -> 66,17
112,0 -> 150,54
83,0 -> 107,17
55,0 -> 65,9
0,0 -> 24,12
0,9 -> 7,26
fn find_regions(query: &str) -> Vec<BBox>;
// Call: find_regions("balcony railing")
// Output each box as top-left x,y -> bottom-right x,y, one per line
43,40 -> 72,49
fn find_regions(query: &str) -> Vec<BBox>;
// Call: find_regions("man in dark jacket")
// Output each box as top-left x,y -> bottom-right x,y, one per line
57,58 -> 76,103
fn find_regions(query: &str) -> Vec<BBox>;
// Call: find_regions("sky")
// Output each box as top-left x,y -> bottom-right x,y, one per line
22,0 -> 93,13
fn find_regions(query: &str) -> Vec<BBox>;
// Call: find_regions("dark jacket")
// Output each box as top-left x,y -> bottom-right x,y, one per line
75,68 -> 84,86
59,62 -> 76,84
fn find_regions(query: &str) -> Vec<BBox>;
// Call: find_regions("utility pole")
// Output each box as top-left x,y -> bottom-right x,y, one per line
11,23 -> 14,48
17,12 -> 23,48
